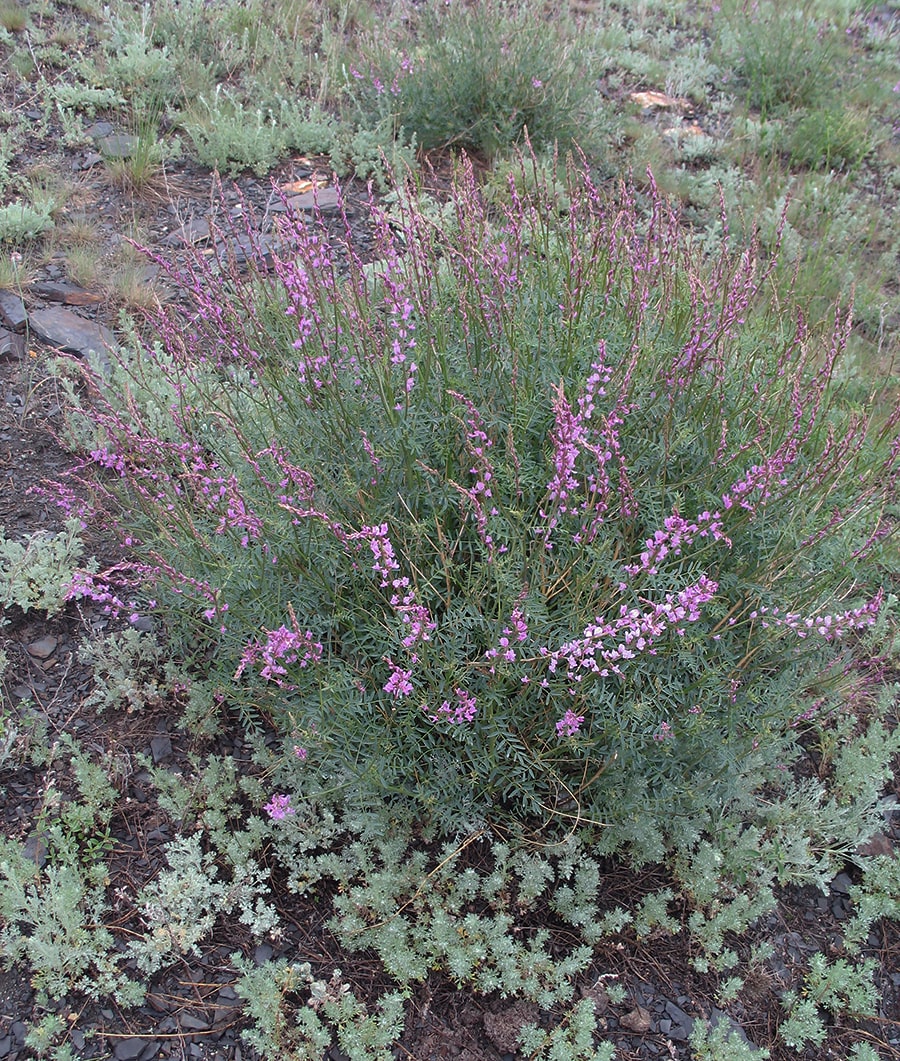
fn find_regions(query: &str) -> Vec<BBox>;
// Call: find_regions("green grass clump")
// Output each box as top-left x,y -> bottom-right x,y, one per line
715,0 -> 844,118
350,0 -> 603,158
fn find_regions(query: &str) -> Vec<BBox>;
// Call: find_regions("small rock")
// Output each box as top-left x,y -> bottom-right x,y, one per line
81,152 -> 104,170
213,232 -> 280,268
23,830 -> 49,867
98,133 -> 137,159
163,218 -> 211,246
858,832 -> 893,858
27,305 -> 115,370
178,1013 -> 209,1032
150,731 -> 173,764
0,291 -> 27,331
0,1035 -> 12,1058
286,187 -> 339,213
113,1038 -> 147,1060
26,635 -> 58,660
0,329 -> 20,358
620,1005 -> 652,1033
579,981 -> 609,1014
254,943 -> 273,965
663,1000 -> 695,1040
31,280 -> 102,305
85,121 -> 116,140
831,871 -> 853,895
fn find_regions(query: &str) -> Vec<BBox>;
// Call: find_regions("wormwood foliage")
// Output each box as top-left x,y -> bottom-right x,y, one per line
62,155 -> 898,850
0,518 -> 91,616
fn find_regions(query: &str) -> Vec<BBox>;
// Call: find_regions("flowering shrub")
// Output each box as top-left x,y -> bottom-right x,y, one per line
346,0 -> 603,158
63,155 -> 897,847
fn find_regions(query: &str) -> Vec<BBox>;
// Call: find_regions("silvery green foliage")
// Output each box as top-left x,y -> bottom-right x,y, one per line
848,1044 -> 882,1061
779,954 -> 878,1051
516,998 -> 614,1060
234,955 -> 404,1061
128,833 -> 279,975
846,850 -> 900,952
778,995 -> 828,1051
0,838 -> 143,1004
321,831 -> 593,1004
0,519 -> 90,614
0,200 -> 54,243
690,1018 -> 770,1060
185,88 -> 337,176
23,1012 -> 75,1061
79,628 -> 168,712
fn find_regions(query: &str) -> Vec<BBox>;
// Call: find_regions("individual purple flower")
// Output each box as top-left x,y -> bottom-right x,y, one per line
264,794 -> 295,820
556,710 -> 585,737
293,745 -> 308,761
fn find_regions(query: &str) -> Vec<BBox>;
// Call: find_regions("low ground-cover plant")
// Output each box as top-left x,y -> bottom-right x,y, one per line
59,154 -> 899,856
0,518 -> 90,616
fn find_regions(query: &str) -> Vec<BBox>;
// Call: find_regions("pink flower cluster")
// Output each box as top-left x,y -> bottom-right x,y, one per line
264,794 -> 295,820
353,523 -> 400,585
351,523 -> 435,650
448,391 -> 497,554
391,577 -> 436,648
750,592 -> 882,640
624,510 -> 730,576
234,623 -> 323,685
546,576 -> 718,682
556,709 -> 584,737
485,606 -> 528,669
429,687 -> 478,724
722,448 -> 796,513
540,350 -> 629,546
66,569 -> 132,617
384,659 -> 414,698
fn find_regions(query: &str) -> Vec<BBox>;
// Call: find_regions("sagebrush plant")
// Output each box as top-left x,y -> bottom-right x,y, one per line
61,153 -> 898,848
779,953 -> 878,1050
0,736 -> 143,1005
1,518 -> 91,615
184,88 -> 336,177
0,199 -> 54,243
234,955 -> 405,1061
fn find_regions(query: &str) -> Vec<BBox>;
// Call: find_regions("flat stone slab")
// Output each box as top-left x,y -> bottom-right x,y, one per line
0,290 -> 27,331
0,329 -> 26,358
163,217 -> 211,246
285,187 -> 339,213
85,120 -> 115,140
31,280 -> 104,305
28,305 -> 116,367
98,133 -> 137,158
